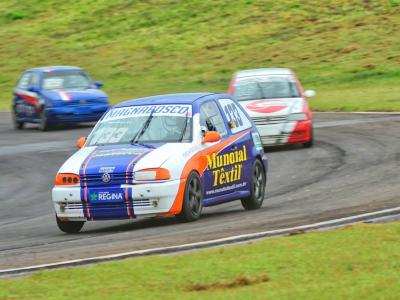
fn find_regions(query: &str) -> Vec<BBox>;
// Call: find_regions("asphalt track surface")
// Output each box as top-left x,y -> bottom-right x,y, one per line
0,112 -> 399,269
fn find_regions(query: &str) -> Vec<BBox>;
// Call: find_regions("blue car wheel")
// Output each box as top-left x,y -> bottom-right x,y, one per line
12,107 -> 24,130
38,109 -> 49,131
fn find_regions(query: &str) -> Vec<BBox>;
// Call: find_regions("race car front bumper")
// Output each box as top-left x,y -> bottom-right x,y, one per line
256,120 -> 312,146
46,104 -> 109,124
52,179 -> 181,221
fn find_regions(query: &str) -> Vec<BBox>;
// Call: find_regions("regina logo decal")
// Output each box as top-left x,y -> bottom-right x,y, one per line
246,100 -> 287,114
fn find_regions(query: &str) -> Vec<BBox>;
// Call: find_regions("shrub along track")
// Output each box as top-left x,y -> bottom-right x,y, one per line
0,112 -> 399,270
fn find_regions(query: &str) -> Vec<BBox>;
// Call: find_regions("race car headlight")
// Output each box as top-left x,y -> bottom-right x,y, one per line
55,173 -> 80,186
38,97 -> 46,106
288,113 -> 308,121
134,168 -> 170,181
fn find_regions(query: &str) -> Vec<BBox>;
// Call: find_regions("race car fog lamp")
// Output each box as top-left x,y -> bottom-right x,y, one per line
134,168 -> 171,181
288,113 -> 307,121
55,173 -> 80,186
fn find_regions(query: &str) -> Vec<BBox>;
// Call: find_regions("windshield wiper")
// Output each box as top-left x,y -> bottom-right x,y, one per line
179,115 -> 189,142
130,109 -> 155,145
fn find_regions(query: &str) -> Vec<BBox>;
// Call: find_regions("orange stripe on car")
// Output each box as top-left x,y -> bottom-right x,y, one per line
81,152 -> 96,220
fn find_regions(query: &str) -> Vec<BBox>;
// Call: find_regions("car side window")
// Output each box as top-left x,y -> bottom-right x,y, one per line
200,101 -> 227,137
29,73 -> 40,88
17,73 -> 32,90
218,98 -> 252,134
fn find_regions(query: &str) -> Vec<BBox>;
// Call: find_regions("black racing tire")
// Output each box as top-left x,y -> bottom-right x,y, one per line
241,159 -> 266,210
303,127 -> 314,148
12,108 -> 24,130
56,215 -> 85,233
176,172 -> 203,222
38,110 -> 49,131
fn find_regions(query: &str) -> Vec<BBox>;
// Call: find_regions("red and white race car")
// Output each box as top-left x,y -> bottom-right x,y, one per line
228,68 -> 315,147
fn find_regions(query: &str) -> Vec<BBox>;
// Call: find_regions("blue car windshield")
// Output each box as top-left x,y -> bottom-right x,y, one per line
234,76 -> 300,101
42,71 -> 92,90
86,105 -> 193,146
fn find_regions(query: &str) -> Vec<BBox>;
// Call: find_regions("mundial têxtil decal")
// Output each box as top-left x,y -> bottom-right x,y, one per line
103,105 -> 192,121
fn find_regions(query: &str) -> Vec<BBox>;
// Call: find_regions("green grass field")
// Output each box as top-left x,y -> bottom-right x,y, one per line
0,0 -> 400,111
1,221 -> 399,299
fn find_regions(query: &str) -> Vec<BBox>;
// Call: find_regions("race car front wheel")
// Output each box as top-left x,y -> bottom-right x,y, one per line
38,110 -> 49,131
241,159 -> 266,210
176,172 -> 203,222
13,109 -> 24,130
56,215 -> 85,233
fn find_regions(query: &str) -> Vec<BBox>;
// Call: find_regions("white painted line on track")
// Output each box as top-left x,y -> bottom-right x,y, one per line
314,112 -> 400,114
314,116 -> 400,128
1,206 -> 399,277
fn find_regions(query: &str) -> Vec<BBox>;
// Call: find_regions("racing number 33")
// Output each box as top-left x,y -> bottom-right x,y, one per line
224,103 -> 243,128
219,98 -> 252,134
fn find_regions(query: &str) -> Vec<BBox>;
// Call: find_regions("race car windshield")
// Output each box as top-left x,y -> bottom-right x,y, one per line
42,71 -> 92,90
233,77 -> 300,101
86,105 -> 193,146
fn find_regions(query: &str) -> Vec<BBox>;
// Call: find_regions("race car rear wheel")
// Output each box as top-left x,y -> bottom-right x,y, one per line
56,216 -> 85,233
13,108 -> 24,130
241,159 -> 266,210
38,110 -> 49,131
176,172 -> 203,222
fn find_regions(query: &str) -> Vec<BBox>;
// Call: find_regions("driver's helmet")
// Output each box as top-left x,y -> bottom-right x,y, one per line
162,116 -> 182,139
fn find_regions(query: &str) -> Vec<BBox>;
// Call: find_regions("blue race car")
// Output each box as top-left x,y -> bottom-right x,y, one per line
52,93 -> 268,233
12,66 -> 110,131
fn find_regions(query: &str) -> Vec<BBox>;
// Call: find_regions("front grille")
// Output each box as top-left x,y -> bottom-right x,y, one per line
252,116 -> 287,125
65,198 -> 153,210
261,133 -> 290,145
56,112 -> 103,120
81,172 -> 133,187
68,98 -> 105,105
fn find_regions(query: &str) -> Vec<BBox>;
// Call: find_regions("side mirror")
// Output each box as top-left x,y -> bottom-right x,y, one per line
304,90 -> 316,98
202,131 -> 221,144
76,137 -> 87,149
94,81 -> 104,88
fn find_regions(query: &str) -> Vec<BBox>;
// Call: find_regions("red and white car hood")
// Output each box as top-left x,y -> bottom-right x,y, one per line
238,98 -> 304,118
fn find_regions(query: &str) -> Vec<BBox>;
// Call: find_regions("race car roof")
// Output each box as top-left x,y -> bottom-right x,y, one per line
115,93 -> 222,107
235,68 -> 292,78
27,66 -> 82,72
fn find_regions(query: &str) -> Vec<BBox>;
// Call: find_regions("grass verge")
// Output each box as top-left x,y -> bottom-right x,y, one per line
1,221 -> 399,299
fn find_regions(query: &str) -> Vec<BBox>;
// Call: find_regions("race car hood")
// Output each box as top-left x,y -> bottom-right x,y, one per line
81,145 -> 155,180
237,98 -> 304,117
41,88 -> 108,103
57,142 -> 197,185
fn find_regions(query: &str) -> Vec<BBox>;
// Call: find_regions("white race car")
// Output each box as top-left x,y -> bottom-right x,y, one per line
52,93 -> 268,233
229,68 -> 315,147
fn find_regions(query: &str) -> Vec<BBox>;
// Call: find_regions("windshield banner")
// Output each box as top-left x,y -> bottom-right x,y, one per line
103,105 -> 192,121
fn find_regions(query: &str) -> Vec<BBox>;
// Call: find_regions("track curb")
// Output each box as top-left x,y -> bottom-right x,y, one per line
1,206 -> 399,278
